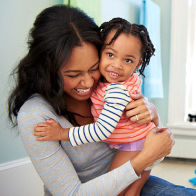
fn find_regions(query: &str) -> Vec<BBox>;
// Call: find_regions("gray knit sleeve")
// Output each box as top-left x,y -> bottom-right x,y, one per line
18,95 -> 140,195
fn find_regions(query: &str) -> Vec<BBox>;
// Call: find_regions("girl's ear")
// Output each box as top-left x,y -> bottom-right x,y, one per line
134,60 -> 143,72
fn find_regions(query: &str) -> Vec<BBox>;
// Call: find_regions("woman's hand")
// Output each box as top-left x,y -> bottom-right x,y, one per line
124,94 -> 159,125
131,127 -> 175,175
143,127 -> 174,160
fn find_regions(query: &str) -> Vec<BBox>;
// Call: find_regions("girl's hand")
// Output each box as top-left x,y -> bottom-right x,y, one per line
124,94 -> 159,125
33,119 -> 66,141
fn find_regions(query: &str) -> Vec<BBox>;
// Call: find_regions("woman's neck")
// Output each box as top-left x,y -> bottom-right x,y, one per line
66,97 -> 94,125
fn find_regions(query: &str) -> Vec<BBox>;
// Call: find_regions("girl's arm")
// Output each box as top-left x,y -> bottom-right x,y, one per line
34,83 -> 131,146
69,83 -> 130,146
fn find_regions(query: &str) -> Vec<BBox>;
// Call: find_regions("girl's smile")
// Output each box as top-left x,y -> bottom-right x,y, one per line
100,30 -> 143,83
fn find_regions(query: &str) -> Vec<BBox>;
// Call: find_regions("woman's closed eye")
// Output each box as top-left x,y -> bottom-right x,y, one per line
90,65 -> 99,72
66,74 -> 80,78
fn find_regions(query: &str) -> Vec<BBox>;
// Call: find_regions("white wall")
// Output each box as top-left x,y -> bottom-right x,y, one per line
102,0 -> 142,23
0,159 -> 44,196
0,0 -> 63,164
0,0 -> 62,195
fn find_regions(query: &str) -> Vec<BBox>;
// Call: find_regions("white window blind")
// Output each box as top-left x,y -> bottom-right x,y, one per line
186,0 -> 196,116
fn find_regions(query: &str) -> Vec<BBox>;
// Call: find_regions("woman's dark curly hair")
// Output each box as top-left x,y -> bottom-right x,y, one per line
8,5 -> 102,126
99,17 -> 155,77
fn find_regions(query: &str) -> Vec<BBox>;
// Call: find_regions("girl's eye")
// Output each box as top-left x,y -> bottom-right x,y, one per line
107,53 -> 114,58
125,59 -> 132,63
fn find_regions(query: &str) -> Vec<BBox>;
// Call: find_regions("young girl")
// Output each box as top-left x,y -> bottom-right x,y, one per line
34,18 -> 160,195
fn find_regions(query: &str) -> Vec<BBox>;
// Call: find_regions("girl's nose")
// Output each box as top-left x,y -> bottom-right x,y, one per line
111,60 -> 123,69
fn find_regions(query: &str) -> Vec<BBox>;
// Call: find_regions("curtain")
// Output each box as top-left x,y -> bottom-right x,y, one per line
140,0 -> 163,99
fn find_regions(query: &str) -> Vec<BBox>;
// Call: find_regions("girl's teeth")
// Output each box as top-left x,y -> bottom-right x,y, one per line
76,88 -> 90,93
110,72 -> 119,76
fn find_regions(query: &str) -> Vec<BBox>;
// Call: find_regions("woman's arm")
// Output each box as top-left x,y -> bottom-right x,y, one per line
19,96 -> 140,195
21,96 -> 174,195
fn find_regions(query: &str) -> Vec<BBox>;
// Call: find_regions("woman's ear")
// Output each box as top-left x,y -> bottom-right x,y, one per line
134,60 -> 143,72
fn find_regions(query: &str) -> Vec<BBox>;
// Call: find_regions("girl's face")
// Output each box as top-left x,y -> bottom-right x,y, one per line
60,42 -> 101,101
99,30 -> 143,83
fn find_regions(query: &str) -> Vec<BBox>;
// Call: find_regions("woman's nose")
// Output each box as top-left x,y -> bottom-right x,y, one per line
80,73 -> 94,88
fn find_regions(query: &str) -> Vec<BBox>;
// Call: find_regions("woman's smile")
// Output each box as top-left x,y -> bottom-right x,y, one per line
60,42 -> 100,101
74,87 -> 92,96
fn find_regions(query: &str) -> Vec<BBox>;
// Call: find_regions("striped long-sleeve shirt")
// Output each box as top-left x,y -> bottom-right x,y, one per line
17,94 -> 140,195
69,74 -> 155,147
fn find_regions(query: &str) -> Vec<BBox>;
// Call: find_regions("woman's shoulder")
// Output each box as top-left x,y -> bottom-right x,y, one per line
17,94 -> 55,125
18,94 -> 53,116
17,94 -> 71,128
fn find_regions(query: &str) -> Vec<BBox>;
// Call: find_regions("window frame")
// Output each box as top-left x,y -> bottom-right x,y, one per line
168,0 -> 189,126
167,0 -> 196,159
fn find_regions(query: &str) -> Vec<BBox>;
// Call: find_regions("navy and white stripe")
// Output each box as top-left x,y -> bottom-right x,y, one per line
69,83 -> 131,146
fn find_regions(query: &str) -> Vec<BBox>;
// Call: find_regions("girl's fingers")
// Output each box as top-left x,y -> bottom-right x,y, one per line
33,131 -> 47,136
36,122 -> 49,127
36,136 -> 47,141
34,127 -> 48,132
46,119 -> 56,123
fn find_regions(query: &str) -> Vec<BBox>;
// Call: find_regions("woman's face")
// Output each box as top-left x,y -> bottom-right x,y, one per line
60,42 -> 101,101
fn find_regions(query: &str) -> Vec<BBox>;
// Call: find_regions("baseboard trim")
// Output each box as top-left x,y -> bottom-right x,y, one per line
0,157 -> 31,172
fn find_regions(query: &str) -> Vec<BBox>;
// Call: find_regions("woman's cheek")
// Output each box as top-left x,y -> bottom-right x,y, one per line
63,77 -> 79,92
94,70 -> 101,82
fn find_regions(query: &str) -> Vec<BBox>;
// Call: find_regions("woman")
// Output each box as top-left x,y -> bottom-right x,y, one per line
8,5 -> 194,196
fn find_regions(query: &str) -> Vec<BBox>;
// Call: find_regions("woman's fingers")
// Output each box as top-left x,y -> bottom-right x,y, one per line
130,93 -> 144,100
146,127 -> 174,156
128,111 -> 151,124
125,107 -> 151,124
125,94 -> 159,125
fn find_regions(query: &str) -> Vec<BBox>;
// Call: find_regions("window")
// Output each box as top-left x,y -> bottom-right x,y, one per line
168,0 -> 196,126
185,0 -> 196,120
167,0 -> 196,159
